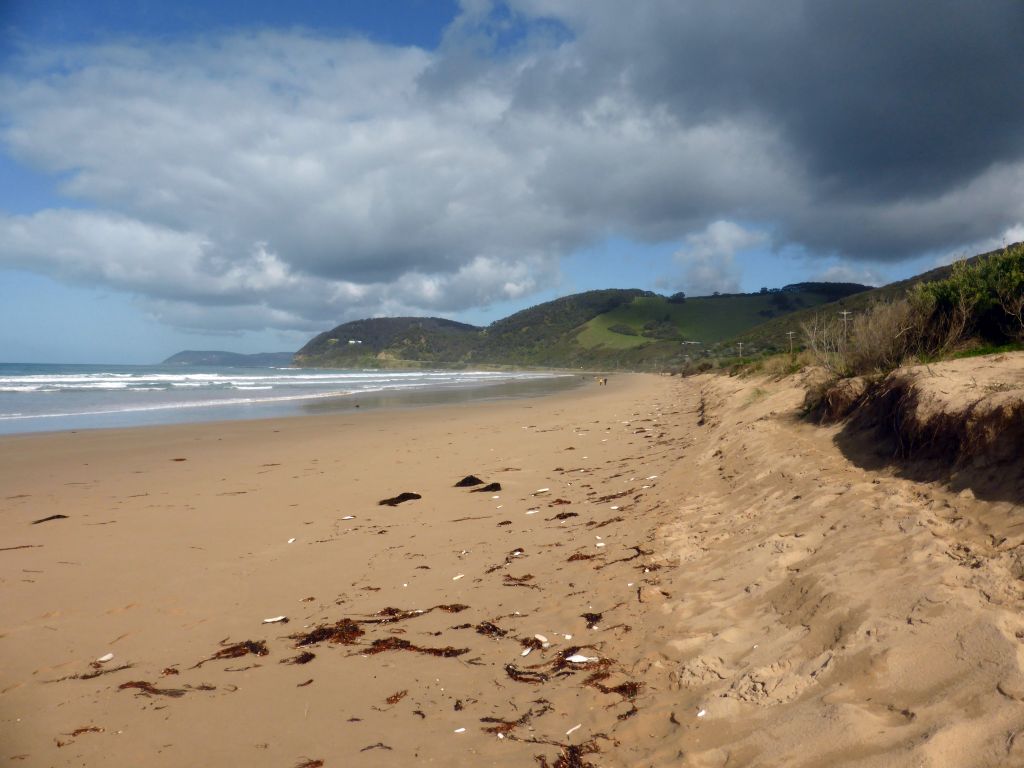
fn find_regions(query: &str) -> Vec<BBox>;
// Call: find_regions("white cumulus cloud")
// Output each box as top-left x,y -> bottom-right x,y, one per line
673,221 -> 768,296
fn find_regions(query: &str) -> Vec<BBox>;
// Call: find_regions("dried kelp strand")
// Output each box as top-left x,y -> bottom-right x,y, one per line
282,651 -> 316,665
31,514 -> 68,525
363,638 -> 469,658
194,639 -> 268,667
385,690 -> 408,705
549,512 -> 578,521
291,620 -> 363,647
118,680 -> 186,698
505,664 -> 549,684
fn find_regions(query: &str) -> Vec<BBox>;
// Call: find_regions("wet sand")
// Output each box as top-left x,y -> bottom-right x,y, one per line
3,368 -> 1024,767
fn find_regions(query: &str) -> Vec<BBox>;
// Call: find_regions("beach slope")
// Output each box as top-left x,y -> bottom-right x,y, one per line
2,365 -> 1024,766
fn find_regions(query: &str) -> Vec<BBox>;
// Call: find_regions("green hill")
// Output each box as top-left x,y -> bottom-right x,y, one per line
295,317 -> 481,367
295,284 -> 867,369
578,283 -> 867,350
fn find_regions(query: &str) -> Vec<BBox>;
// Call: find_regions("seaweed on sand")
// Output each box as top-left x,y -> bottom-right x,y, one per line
118,680 -> 187,698
480,700 -> 553,735
282,651 -> 316,665
363,637 -> 469,658
291,620 -> 364,647
533,739 -> 603,768
504,664 -> 549,684
193,639 -> 269,667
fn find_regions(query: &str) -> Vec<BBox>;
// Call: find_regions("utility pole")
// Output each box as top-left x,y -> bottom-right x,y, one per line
787,331 -> 796,354
737,342 -> 744,359
839,310 -> 852,336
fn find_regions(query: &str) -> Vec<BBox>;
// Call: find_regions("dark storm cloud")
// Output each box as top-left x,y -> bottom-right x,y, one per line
502,0 -> 1024,257
513,1 -> 1024,197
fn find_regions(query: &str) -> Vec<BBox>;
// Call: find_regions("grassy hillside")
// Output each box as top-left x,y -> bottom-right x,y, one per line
295,285 -> 866,369
578,285 -> 866,351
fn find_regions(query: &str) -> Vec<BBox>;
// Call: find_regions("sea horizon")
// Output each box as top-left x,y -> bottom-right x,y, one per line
0,362 -> 579,435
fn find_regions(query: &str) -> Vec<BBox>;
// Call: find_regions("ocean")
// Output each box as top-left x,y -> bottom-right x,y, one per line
0,363 -> 578,435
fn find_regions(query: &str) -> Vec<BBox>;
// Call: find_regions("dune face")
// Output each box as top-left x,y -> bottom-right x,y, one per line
1,363 -> 1023,766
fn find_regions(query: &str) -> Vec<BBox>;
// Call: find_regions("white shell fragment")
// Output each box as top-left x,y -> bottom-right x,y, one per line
521,647 -> 532,657
566,654 -> 597,663
646,475 -> 658,480
596,542 -> 606,548
262,616 -> 288,624
454,727 -> 466,733
287,538 -> 296,544
534,634 -> 549,643
452,574 -> 465,581
566,724 -> 582,736
341,515 -> 355,520
697,709 -> 707,718
533,488 -> 550,495
525,509 -> 538,515
97,653 -> 114,663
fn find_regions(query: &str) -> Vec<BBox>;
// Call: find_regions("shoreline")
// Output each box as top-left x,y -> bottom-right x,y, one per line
0,369 -> 587,438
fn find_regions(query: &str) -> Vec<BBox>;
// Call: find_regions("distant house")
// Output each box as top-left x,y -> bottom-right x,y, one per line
348,339 -> 363,345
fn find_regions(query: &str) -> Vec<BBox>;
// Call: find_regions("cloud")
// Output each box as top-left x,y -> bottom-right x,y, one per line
809,265 -> 885,287
1,3 -> 1023,332
673,220 -> 768,296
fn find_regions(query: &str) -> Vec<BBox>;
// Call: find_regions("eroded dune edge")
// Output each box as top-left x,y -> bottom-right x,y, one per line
2,358 -> 1023,767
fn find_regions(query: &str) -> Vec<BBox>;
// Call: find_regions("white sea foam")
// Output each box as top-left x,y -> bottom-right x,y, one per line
0,389 -> 360,421
0,364 -> 572,433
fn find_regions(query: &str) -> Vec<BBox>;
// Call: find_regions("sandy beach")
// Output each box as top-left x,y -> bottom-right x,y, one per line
3,369 -> 1024,767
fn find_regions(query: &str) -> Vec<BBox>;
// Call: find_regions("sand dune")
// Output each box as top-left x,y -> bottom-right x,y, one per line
2,363 -> 1023,766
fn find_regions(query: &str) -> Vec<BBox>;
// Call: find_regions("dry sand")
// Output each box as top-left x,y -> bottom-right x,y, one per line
2,365 -> 1024,767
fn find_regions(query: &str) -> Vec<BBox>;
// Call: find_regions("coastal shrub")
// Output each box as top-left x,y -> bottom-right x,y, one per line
804,244 -> 1024,379
802,298 -> 926,377
801,313 -> 849,376
911,243 -> 1024,350
987,245 -> 1024,338
845,299 -> 924,374
608,323 -> 638,336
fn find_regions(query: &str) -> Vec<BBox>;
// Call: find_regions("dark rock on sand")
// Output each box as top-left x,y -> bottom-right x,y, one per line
470,483 -> 502,493
378,492 -> 422,506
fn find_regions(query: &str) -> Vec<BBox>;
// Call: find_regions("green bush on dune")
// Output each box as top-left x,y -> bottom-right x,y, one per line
803,244 -> 1024,378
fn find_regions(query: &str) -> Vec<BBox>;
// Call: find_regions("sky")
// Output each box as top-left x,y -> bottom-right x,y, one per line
1,1 -> 1023,363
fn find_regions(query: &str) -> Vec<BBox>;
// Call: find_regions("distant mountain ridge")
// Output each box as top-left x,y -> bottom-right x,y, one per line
162,350 -> 295,367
